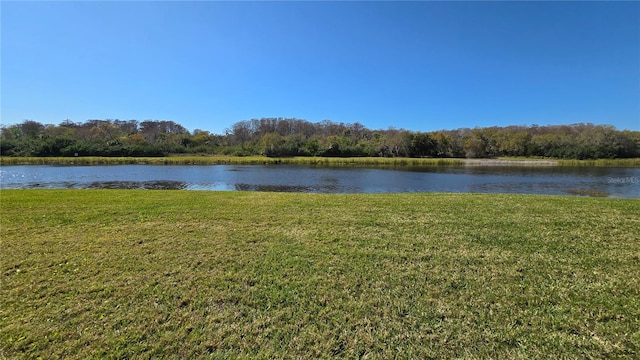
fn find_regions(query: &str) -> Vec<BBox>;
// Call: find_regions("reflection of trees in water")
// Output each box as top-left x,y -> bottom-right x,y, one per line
234,183 -> 312,192
234,180 -> 348,193
4,165 -> 637,197
87,181 -> 188,190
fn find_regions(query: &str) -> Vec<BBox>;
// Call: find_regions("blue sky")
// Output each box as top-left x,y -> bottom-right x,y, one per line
2,1 -> 639,134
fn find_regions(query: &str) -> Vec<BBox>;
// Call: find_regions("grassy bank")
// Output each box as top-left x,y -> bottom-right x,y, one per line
2,190 -> 639,358
2,155 -> 639,167
0,156 -> 463,167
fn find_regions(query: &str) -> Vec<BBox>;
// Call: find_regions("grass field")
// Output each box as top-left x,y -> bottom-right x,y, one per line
1,190 -> 639,358
2,155 -> 639,167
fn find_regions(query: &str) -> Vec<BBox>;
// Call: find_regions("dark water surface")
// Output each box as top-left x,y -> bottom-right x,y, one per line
1,164 -> 638,198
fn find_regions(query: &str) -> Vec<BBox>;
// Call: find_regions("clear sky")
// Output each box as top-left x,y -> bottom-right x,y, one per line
2,1 -> 639,134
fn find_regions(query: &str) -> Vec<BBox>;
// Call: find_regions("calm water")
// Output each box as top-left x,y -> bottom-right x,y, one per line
1,164 -> 639,198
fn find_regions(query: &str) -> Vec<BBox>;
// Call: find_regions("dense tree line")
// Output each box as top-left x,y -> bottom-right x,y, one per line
1,118 -> 639,159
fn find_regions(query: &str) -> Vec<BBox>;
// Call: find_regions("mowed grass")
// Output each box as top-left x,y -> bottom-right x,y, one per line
1,190 -> 639,358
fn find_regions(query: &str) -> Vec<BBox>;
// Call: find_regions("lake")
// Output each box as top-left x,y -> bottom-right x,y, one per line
1,164 -> 638,198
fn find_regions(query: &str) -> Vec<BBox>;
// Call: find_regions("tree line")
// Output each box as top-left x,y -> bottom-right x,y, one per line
1,118 -> 639,159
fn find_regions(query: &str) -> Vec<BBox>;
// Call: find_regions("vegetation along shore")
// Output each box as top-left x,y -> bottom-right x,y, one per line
2,118 -> 639,160
1,155 -> 639,167
2,190 -> 639,358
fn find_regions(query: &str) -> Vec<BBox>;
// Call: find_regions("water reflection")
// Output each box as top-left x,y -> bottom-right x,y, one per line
87,180 -> 188,190
235,184 -> 314,192
20,180 -> 188,190
1,164 -> 638,198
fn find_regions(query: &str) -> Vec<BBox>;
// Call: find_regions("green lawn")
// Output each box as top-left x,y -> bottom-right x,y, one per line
1,190 -> 639,358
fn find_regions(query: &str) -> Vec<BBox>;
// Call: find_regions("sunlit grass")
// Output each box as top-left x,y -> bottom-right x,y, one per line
556,158 -> 640,167
0,155 -> 465,167
2,190 -> 639,358
496,156 -> 640,167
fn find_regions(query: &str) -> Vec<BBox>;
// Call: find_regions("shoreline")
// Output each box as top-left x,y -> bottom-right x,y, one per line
462,158 -> 558,166
1,156 -> 638,167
